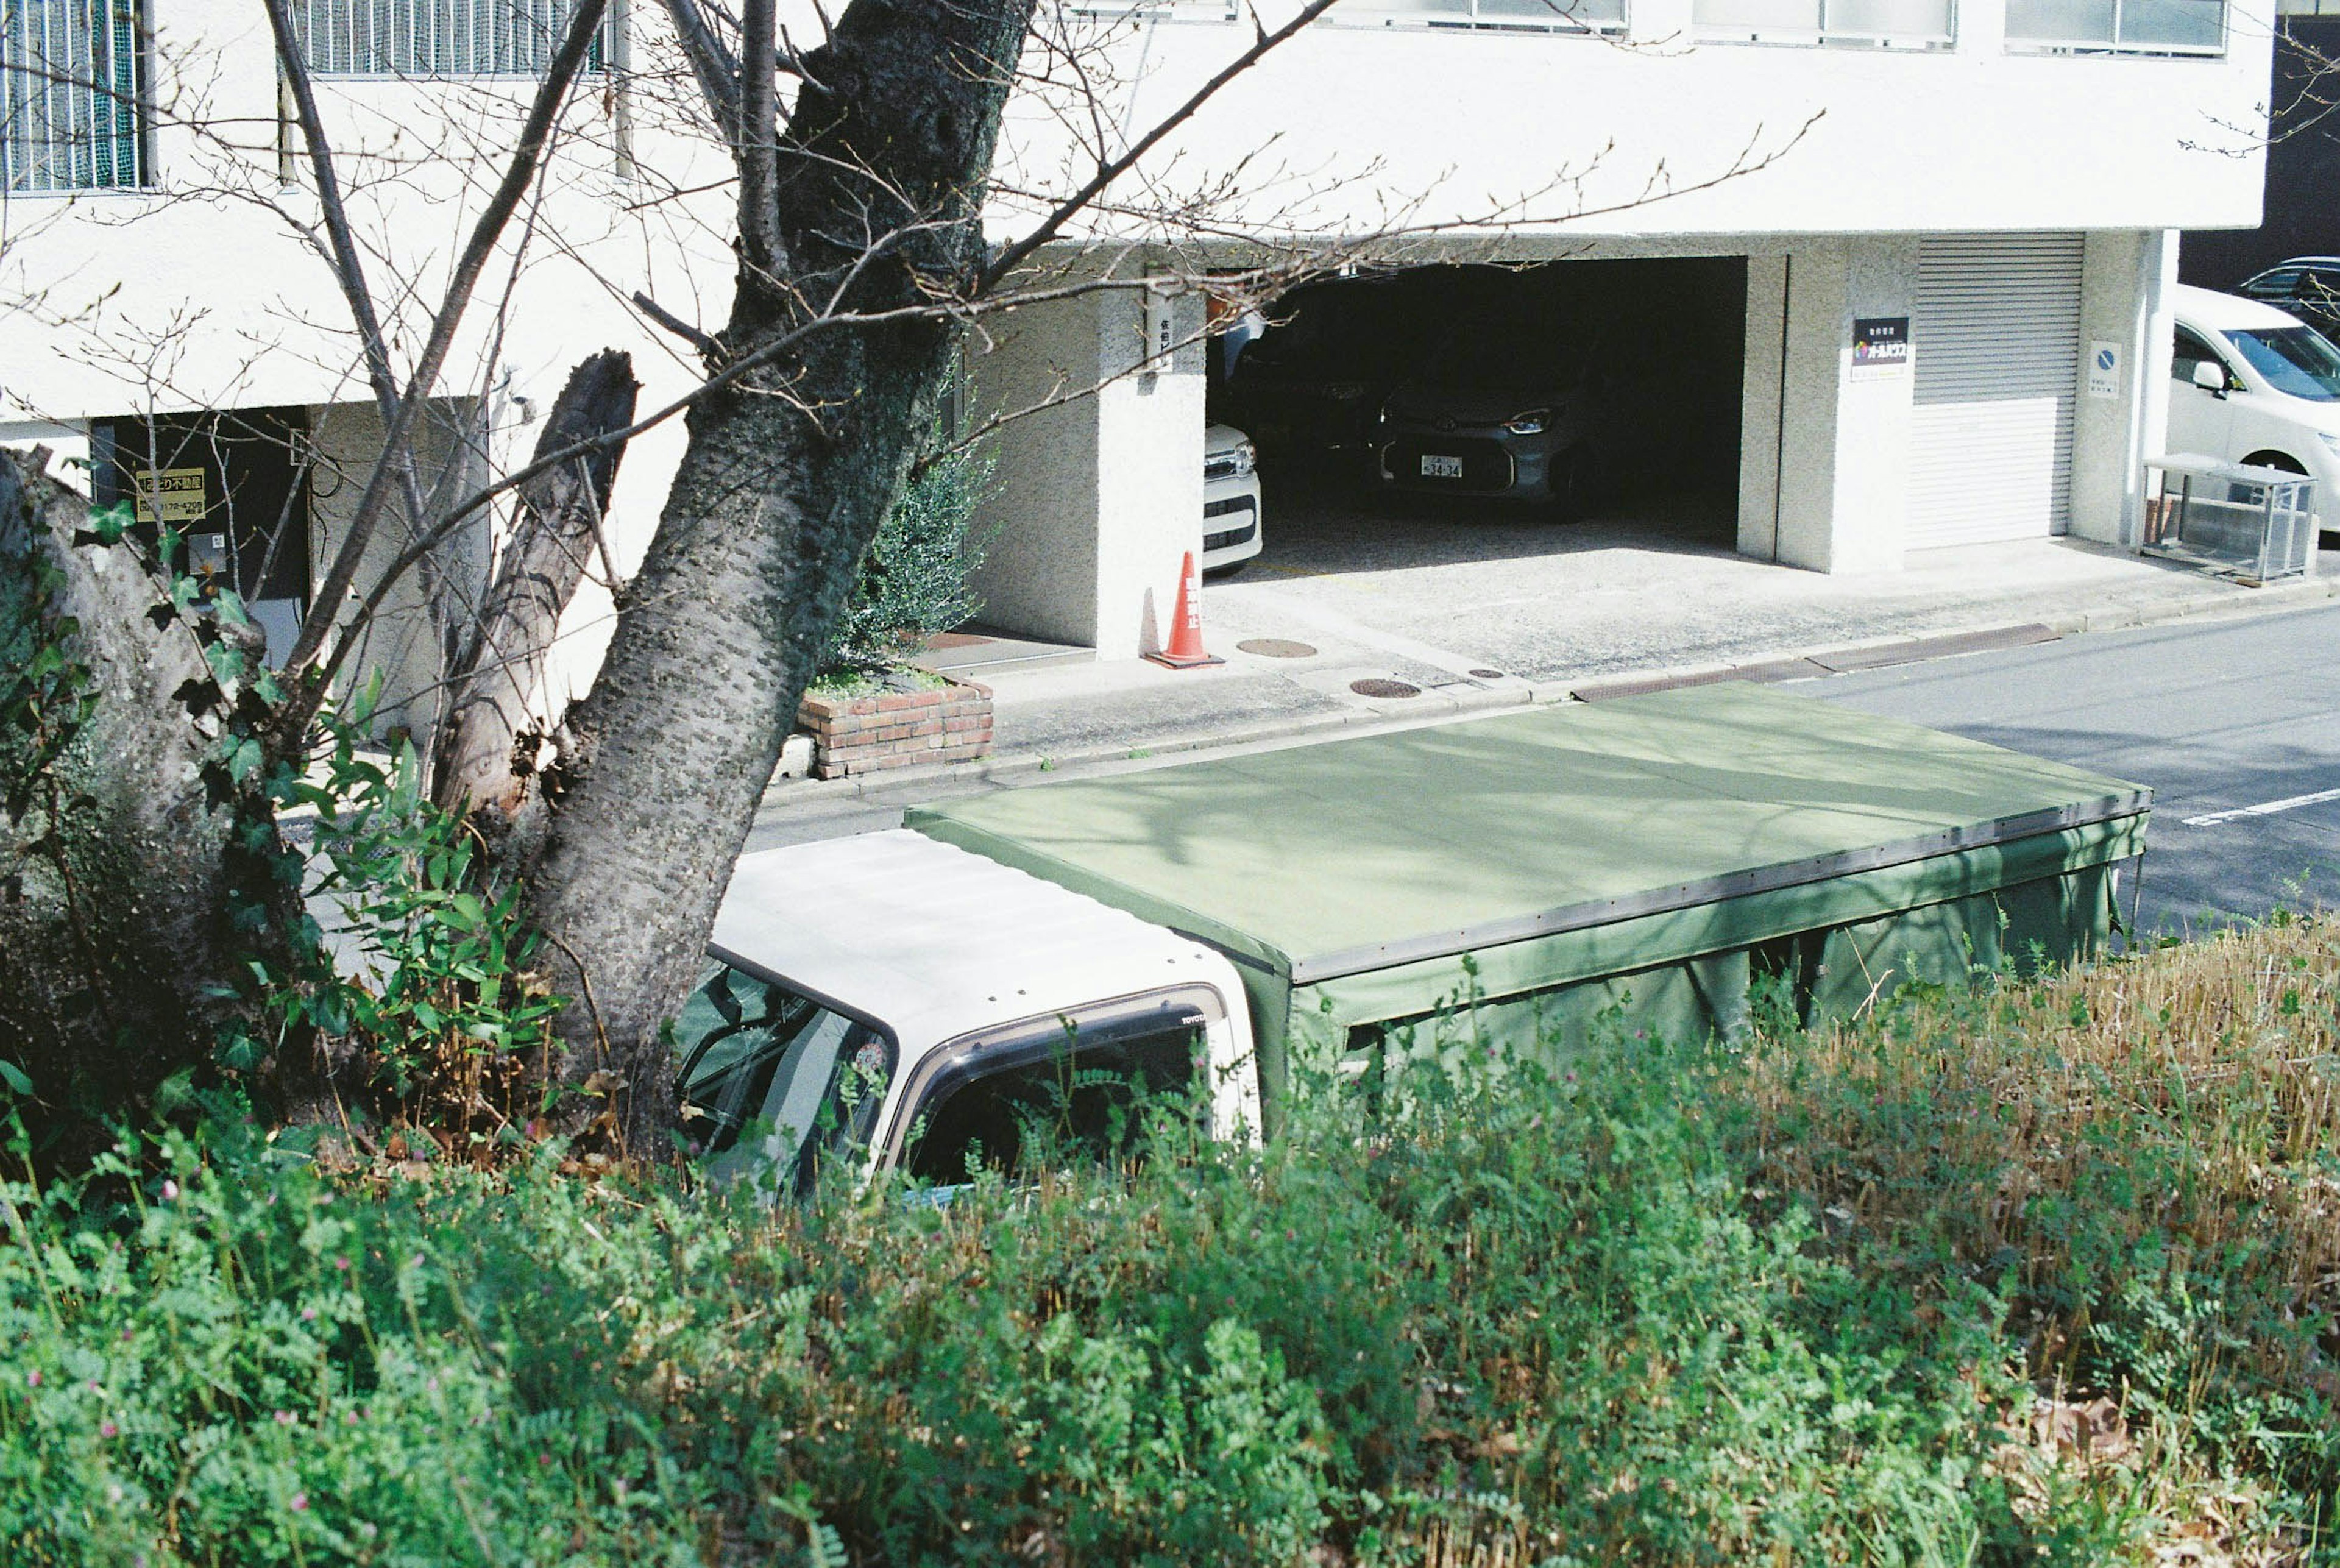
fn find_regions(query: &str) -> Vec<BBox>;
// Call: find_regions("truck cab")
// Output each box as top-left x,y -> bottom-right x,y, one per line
674,830 -> 1259,1195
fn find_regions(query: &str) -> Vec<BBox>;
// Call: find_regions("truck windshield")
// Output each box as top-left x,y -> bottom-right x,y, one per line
2223,327 -> 2340,402
675,961 -> 893,1193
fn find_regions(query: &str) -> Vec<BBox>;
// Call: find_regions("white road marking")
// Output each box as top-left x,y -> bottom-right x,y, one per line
2182,787 -> 2340,828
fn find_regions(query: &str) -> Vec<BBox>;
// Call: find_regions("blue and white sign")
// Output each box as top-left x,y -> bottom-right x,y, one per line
2088,341 -> 2121,399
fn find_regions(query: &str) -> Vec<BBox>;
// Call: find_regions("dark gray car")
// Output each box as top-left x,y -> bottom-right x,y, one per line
1373,323 -> 1608,515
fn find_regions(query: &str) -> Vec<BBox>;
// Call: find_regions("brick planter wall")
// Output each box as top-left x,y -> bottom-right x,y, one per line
796,678 -> 993,779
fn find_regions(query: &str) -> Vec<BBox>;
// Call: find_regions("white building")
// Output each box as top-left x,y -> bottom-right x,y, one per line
0,0 -> 2285,701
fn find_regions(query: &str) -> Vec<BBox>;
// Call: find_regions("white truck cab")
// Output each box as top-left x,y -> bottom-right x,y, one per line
676,830 -> 1259,1195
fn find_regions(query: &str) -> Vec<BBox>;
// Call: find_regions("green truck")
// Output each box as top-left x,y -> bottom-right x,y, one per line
682,683 -> 2149,1183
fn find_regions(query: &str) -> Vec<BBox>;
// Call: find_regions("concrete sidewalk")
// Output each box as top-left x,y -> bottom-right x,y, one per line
753,530 -> 2340,845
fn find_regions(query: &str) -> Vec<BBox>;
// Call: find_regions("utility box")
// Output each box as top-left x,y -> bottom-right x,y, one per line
2142,454 -> 2317,586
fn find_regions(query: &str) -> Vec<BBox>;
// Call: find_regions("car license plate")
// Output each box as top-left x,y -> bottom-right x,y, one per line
1419,454 -> 1464,479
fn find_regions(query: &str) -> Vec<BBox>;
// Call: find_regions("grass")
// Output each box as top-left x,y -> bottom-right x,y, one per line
0,917 -> 2334,1565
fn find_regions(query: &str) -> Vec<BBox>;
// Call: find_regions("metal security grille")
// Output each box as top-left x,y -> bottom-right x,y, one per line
0,0 -> 145,193
291,0 -> 610,76
1907,233 -> 2085,549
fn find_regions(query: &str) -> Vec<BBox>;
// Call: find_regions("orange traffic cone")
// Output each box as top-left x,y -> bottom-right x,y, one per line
1144,550 -> 1224,670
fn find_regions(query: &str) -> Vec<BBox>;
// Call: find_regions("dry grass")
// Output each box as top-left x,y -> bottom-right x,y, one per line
1721,918 -> 2340,1565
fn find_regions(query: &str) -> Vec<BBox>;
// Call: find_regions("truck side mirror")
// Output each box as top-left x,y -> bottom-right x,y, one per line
2193,359 -> 2228,394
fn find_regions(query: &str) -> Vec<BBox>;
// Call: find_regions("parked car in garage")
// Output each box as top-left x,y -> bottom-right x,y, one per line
1374,320 -> 1610,515
2168,284 -> 2340,524
1217,275 -> 1427,462
2235,257 -> 2340,341
1202,422 -> 1263,573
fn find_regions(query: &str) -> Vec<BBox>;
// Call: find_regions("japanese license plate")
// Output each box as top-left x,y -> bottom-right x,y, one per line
1419,454 -> 1464,479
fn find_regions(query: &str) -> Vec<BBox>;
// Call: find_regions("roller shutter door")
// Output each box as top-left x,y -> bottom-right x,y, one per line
1907,233 -> 2083,548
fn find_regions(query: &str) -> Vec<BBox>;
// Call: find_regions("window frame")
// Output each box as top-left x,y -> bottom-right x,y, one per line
0,0 -> 151,194
2002,0 -> 2226,57
1690,0 -> 1957,50
2172,325 -> 2237,391
1316,0 -> 1629,38
681,950 -> 901,1192
880,985 -> 1227,1179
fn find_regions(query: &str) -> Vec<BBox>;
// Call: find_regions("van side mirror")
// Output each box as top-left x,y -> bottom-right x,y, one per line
2193,359 -> 2228,394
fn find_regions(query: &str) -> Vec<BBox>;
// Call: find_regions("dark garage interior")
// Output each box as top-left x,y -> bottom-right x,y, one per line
1209,255 -> 1748,573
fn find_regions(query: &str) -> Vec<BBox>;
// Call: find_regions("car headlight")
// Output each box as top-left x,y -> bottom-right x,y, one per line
1504,408 -> 1550,436
2318,431 -> 2340,459
1228,440 -> 1256,478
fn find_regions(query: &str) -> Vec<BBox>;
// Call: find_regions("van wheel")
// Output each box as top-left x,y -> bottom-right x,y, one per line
2242,451 -> 2308,475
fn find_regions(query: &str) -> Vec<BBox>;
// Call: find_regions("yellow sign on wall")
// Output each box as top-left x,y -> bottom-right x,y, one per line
132,467 -> 208,524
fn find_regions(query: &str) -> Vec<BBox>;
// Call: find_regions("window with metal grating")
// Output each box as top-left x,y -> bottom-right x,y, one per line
1,0 -> 146,193
289,0 -> 614,77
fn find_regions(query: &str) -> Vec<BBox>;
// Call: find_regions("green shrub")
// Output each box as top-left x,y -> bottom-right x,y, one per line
2,922 -> 2336,1566
817,436 -> 994,679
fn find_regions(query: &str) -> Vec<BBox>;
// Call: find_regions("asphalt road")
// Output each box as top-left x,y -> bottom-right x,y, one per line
1817,599 -> 2340,934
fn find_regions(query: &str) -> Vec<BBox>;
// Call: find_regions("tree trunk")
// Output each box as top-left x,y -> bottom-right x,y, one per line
0,452 -> 286,1135
516,0 -> 1037,1152
434,350 -> 639,815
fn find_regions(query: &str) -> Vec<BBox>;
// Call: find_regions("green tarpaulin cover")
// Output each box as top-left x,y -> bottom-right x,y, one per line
907,684 -> 2149,1101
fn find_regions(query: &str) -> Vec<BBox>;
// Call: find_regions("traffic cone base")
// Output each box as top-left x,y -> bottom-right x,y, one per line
1145,549 -> 1224,670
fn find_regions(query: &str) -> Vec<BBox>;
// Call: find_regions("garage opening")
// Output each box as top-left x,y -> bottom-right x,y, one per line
1210,256 -> 1747,575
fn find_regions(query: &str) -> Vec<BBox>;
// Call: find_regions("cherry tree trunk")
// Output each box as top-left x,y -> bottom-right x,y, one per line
516,0 -> 1037,1151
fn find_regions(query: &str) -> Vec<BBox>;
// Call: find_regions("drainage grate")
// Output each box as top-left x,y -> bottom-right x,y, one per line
1238,638 -> 1317,659
1350,678 -> 1422,700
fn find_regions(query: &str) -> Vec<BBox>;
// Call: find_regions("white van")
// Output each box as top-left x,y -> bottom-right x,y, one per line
2168,283 -> 2340,523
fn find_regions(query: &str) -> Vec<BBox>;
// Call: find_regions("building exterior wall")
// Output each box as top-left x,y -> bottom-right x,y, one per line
999,0 -> 2272,243
0,0 -> 2281,678
2072,228 -> 2181,547
965,279 -> 1206,660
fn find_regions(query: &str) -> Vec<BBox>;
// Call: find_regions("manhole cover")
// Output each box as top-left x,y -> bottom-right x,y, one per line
1238,638 -> 1317,659
1350,678 -> 1422,700
1469,668 -> 1506,680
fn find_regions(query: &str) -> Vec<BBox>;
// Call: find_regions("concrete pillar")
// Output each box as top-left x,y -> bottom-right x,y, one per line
1738,254 -> 1787,561
2071,229 -> 2175,548
966,283 -> 1205,659
1767,236 -> 1916,573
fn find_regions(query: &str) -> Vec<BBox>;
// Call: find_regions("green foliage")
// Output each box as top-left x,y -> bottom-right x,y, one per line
816,435 -> 994,679
1,925 -> 2335,1565
241,687 -> 563,1141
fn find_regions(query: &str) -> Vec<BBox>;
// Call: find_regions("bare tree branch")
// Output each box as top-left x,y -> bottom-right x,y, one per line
980,0 -> 1349,291
276,0 -> 613,709
657,0 -> 743,145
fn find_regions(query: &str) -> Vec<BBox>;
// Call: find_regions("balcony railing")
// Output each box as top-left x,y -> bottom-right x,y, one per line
289,0 -> 612,77
1,0 -> 146,193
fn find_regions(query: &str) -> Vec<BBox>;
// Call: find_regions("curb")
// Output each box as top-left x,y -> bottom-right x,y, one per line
757,570 -> 2340,813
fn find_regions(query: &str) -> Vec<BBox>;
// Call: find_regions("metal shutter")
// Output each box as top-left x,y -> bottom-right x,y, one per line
1907,233 -> 2083,548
